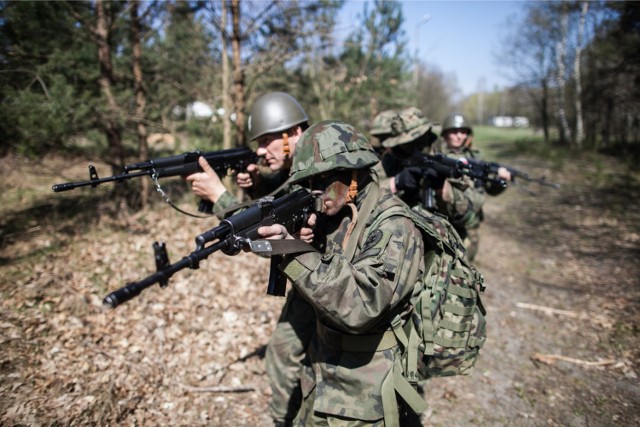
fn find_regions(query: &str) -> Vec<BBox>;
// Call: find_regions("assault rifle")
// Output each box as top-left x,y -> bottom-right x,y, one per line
102,188 -> 318,308
457,156 -> 561,190
52,147 -> 260,214
406,153 -> 560,209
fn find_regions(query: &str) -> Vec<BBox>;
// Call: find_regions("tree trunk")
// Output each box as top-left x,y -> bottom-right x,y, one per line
574,1 -> 588,150
130,0 -> 149,207
230,0 -> 245,147
555,8 -> 572,147
541,78 -> 550,143
96,0 -> 125,174
221,0 -> 232,151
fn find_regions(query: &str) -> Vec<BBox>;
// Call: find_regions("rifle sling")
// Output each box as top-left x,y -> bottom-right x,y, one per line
249,239 -> 317,256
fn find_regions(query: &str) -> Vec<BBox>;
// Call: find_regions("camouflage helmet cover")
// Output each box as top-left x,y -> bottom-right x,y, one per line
290,120 -> 380,183
382,107 -> 433,148
370,109 -> 398,136
441,113 -> 473,135
247,92 -> 309,141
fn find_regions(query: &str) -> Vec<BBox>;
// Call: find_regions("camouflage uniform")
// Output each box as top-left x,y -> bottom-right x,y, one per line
210,92 -> 314,426
434,113 -> 495,261
381,107 -> 482,251
280,121 -> 426,425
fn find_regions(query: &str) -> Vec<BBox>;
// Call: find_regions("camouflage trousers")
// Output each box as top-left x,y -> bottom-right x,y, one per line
292,384 -> 422,427
266,288 -> 316,423
463,226 -> 480,262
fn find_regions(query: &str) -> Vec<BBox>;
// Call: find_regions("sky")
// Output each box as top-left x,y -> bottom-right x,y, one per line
338,0 -> 529,97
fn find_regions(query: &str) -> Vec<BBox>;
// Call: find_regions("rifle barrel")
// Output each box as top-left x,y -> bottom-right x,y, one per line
52,170 -> 150,192
103,239 -> 227,308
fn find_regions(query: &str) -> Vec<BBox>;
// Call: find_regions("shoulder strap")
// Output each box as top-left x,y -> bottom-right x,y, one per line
342,179 -> 380,262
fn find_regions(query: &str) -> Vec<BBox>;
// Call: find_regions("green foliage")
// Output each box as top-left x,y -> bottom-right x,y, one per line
0,0 -> 100,156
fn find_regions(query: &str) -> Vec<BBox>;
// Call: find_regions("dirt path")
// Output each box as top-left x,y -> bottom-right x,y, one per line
0,150 -> 639,426
424,155 -> 640,426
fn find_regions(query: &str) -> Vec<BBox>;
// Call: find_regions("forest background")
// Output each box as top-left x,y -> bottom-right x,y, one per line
2,0 -> 638,180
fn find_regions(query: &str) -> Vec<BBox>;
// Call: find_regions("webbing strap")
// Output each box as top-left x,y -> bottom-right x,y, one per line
434,334 -> 469,348
439,319 -> 472,332
316,321 -> 397,352
381,365 -> 428,426
468,335 -> 486,348
442,303 -> 475,316
447,284 -> 477,299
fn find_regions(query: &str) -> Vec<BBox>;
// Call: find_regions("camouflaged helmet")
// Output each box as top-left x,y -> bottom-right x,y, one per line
382,107 -> 433,148
370,109 -> 398,137
247,92 -> 309,141
441,113 -> 473,136
289,120 -> 379,183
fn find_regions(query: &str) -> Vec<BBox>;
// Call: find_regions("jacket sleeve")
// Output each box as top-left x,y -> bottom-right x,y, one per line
280,215 -> 424,334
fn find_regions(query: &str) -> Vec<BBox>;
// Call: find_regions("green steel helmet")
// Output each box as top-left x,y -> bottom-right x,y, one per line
441,113 -> 473,135
370,109 -> 398,137
289,120 -> 379,183
247,92 -> 309,141
383,107 -> 433,148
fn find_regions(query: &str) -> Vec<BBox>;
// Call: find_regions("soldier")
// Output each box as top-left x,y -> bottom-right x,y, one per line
435,113 -> 511,260
369,109 -> 398,149
186,91 -> 309,218
369,109 -> 398,180
256,120 -> 427,426
185,92 -> 314,427
379,107 -> 482,262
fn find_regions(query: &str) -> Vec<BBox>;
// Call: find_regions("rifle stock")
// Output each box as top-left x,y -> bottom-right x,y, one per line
102,188 -> 317,308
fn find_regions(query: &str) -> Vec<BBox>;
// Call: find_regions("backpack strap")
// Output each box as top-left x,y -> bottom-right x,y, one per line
342,179 -> 379,261
349,204 -> 429,421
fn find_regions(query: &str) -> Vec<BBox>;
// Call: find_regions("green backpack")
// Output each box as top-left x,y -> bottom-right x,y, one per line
368,204 -> 487,382
409,206 -> 487,379
341,184 -> 487,422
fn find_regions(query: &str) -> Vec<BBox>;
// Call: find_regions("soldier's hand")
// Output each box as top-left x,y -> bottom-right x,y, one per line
257,224 -> 293,240
296,213 -> 316,244
184,156 -> 227,202
237,163 -> 260,189
394,166 -> 423,192
497,166 -> 512,182
423,167 -> 446,189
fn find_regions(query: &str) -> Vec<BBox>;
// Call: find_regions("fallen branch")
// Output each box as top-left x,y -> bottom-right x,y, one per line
179,383 -> 254,393
531,353 -> 616,367
516,302 -> 613,328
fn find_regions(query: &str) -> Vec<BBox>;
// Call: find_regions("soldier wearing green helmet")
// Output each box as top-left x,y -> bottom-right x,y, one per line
186,92 -> 313,427
437,113 -> 511,261
256,120 -> 428,426
186,91 -> 309,219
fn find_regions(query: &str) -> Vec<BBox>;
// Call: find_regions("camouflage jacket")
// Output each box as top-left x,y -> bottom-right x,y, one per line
281,177 -> 424,421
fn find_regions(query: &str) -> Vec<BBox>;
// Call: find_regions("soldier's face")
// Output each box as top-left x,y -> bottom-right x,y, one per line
305,172 -> 351,216
256,126 -> 302,171
444,129 -> 468,150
